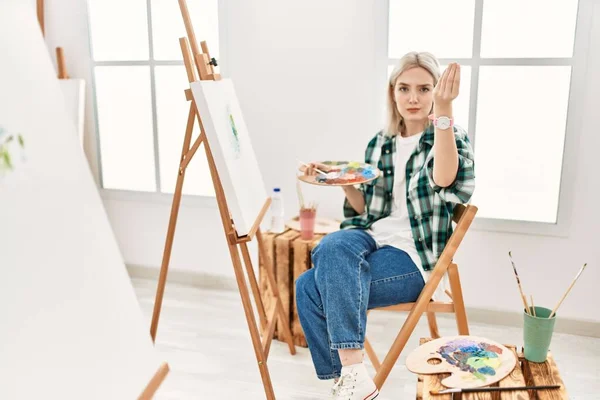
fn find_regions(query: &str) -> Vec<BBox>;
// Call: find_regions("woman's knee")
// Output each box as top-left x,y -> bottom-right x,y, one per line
311,230 -> 371,269
295,268 -> 316,302
312,230 -> 357,259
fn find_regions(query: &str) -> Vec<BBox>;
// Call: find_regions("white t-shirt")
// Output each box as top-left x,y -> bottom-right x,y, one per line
368,132 -> 448,301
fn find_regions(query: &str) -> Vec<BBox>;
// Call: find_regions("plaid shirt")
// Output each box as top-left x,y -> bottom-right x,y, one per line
341,124 -> 476,271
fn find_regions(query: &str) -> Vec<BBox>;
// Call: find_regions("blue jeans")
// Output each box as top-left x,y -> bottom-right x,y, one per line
295,229 -> 425,380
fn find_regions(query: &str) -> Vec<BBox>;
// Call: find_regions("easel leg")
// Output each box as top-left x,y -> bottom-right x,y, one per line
228,242 -> 276,400
138,362 -> 170,400
150,181 -> 181,341
240,242 -> 268,331
199,126 -> 276,398
150,103 -> 197,342
256,229 -> 296,355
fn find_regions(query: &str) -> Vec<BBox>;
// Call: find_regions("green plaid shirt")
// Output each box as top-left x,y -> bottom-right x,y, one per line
341,124 -> 476,271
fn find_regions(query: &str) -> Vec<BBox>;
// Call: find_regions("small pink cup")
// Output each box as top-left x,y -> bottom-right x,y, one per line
299,208 -> 317,240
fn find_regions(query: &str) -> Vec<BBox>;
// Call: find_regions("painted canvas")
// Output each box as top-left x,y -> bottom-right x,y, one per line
191,79 -> 267,237
0,126 -> 25,178
406,336 -> 517,388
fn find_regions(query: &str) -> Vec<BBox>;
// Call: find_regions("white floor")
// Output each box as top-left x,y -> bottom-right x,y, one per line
131,278 -> 600,400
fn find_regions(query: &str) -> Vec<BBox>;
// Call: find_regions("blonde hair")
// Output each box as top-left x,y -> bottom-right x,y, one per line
386,51 -> 441,136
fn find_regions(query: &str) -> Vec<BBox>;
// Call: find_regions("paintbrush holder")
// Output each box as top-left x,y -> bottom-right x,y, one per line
299,207 -> 317,240
523,306 -> 556,363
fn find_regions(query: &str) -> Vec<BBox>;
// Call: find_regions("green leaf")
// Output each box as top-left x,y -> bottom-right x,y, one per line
18,134 -> 24,148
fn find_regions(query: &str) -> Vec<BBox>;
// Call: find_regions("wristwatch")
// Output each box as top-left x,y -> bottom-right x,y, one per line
428,114 -> 454,130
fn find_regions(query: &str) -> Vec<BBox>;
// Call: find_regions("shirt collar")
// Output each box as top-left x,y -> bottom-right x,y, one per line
382,124 -> 435,149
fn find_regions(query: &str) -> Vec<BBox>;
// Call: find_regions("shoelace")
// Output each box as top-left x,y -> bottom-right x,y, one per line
331,372 -> 358,398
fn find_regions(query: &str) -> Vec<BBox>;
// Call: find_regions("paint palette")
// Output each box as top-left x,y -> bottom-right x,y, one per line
406,336 -> 517,389
297,161 -> 380,186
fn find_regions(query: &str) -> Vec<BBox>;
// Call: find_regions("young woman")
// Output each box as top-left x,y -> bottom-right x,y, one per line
296,51 -> 476,399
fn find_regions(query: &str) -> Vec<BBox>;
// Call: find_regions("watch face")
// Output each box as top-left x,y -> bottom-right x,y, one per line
437,116 -> 451,130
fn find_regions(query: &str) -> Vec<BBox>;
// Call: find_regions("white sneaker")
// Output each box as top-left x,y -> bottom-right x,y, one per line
330,363 -> 379,400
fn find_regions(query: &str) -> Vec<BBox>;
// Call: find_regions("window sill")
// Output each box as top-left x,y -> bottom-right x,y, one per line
100,188 -> 218,209
470,216 -> 571,238
98,190 -> 571,238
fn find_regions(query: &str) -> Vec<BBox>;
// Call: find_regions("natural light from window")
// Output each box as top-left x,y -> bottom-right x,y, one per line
88,0 -> 219,196
388,0 -> 580,224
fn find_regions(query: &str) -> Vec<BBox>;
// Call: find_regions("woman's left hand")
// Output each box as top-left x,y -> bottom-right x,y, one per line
433,63 -> 461,108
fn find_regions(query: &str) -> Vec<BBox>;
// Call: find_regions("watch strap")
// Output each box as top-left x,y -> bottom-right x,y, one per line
428,114 -> 454,127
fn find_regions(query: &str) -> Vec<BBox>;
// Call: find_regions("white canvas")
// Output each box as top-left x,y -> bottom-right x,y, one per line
191,79 -> 268,237
59,78 -> 86,146
0,2 -> 165,399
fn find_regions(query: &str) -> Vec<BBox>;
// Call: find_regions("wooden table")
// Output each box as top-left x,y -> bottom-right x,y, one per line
416,338 -> 568,400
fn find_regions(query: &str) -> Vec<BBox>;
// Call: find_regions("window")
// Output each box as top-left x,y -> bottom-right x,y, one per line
386,0 -> 589,231
88,0 -> 219,196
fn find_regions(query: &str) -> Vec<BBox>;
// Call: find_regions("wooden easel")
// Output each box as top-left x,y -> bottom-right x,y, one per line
149,1 -> 296,398
138,363 -> 170,400
36,0 -> 44,37
36,0 -> 69,80
56,47 -> 69,79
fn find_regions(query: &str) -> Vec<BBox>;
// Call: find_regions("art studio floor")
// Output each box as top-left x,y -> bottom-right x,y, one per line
131,277 -> 600,400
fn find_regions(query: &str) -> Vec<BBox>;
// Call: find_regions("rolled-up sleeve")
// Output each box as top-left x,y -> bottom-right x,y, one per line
343,184 -> 365,218
425,129 -> 475,204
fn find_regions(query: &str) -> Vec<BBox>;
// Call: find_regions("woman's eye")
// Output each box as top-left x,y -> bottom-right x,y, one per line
398,87 -> 408,92
421,87 -> 430,92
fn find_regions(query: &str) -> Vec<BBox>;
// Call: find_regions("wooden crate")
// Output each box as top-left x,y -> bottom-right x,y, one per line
291,235 -> 324,347
258,229 -> 326,347
416,338 -> 568,400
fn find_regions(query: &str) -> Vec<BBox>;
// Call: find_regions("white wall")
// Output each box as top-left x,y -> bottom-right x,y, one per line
43,0 -> 599,325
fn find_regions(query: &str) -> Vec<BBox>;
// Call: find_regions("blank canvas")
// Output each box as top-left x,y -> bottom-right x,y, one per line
59,78 -> 86,146
0,2 -> 166,398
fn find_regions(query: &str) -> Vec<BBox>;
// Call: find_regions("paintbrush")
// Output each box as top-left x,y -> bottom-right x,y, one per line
431,384 -> 561,395
296,179 -> 305,209
549,263 -> 588,318
508,251 -> 531,315
298,160 -> 327,175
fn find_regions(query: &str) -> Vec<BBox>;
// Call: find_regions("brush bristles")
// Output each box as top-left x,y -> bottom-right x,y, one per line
429,388 -> 459,395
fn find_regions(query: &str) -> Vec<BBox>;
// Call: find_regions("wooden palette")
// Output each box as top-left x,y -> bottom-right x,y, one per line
406,336 -> 517,389
297,161 -> 380,187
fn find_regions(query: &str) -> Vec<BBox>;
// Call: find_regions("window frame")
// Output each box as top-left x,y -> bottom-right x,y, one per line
378,0 -> 594,237
88,0 -> 226,199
